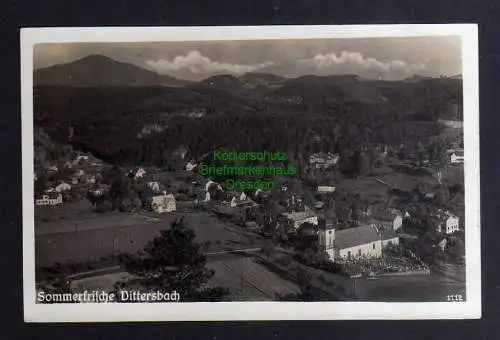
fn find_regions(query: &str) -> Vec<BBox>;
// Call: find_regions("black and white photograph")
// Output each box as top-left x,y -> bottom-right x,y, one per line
21,25 -> 480,321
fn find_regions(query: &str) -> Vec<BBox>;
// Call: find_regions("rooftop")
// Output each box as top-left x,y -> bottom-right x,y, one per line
370,209 -> 401,222
335,224 -> 398,249
282,210 -> 317,221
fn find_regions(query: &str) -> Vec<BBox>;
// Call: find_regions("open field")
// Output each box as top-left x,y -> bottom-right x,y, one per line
206,257 -> 300,301
35,210 -> 264,270
354,268 -> 466,302
335,160 -> 464,210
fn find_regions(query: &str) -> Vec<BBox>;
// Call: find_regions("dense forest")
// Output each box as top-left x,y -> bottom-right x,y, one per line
34,73 -> 463,168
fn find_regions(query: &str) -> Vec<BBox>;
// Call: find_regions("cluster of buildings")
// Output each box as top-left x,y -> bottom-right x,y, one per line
35,153 -> 105,207
309,152 -> 340,169
449,149 -> 465,164
430,209 -> 460,235
35,157 -> 179,215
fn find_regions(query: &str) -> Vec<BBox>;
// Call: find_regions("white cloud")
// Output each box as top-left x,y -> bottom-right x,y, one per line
297,50 -> 427,78
146,51 -> 274,75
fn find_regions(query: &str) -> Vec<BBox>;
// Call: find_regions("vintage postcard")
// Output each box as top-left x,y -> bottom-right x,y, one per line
21,25 -> 480,322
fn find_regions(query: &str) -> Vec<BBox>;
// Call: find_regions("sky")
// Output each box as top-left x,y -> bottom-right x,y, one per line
34,36 -> 462,81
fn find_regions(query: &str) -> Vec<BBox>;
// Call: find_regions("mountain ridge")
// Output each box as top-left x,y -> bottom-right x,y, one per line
34,54 -> 191,87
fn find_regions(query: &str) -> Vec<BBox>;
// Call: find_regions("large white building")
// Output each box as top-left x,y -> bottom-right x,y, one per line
370,209 -> 403,231
281,210 -> 318,230
149,193 -> 176,213
318,222 -> 399,262
450,150 -> 464,164
434,212 -> 460,234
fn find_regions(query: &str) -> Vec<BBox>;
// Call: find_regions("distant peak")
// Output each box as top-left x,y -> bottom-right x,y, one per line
73,54 -> 119,64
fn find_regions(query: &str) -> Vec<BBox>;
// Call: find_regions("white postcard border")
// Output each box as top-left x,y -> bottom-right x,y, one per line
21,24 -> 481,322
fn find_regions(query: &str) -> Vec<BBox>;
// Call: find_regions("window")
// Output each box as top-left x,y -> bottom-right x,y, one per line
373,243 -> 376,250
358,249 -> 361,256
347,251 -> 351,258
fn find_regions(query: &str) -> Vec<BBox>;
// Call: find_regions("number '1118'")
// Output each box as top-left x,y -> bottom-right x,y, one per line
447,294 -> 464,302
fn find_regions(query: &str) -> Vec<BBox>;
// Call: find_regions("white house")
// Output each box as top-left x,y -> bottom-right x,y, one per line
76,155 -> 89,163
309,152 -> 339,169
281,210 -> 318,229
205,180 -> 223,192
149,192 -> 176,213
435,213 -> 460,234
450,150 -> 464,164
55,182 -> 72,193
186,160 -> 197,172
438,238 -> 448,252
317,186 -> 336,194
318,224 -> 399,262
36,193 -> 63,207
135,167 -> 146,179
74,169 -> 85,177
47,165 -> 58,172
83,174 -> 96,185
147,181 -> 161,194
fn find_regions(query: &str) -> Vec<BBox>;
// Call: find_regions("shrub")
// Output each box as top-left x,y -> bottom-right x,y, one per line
95,200 -> 113,213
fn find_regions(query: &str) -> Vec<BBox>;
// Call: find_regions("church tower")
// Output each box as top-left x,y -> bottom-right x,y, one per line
318,218 -> 336,261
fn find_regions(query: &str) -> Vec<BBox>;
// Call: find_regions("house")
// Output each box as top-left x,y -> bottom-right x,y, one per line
147,181 -> 161,194
149,192 -> 176,213
309,152 -> 340,169
281,210 -> 318,229
135,167 -> 146,179
55,182 -> 72,193
317,186 -> 336,194
433,211 -> 460,234
35,193 -> 63,207
82,174 -> 96,185
203,192 -> 211,202
450,150 -> 464,164
47,165 -> 58,173
205,180 -> 223,192
318,223 -> 399,262
89,185 -> 109,197
76,155 -> 89,163
185,160 -> 197,172
63,161 -> 73,169
314,201 -> 325,210
424,192 -> 436,200
370,209 -> 403,231
74,169 -> 85,178
438,238 -> 448,252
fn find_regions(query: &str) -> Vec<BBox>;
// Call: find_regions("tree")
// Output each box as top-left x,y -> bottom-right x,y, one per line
448,237 -> 465,262
118,198 -> 133,212
95,200 -> 113,213
118,217 -> 229,301
261,240 -> 274,258
296,265 -> 311,288
34,172 -> 48,194
132,197 -> 142,209
358,151 -> 371,176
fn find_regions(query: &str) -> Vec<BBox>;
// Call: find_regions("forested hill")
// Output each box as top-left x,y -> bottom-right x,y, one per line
34,55 -> 191,87
33,58 -> 463,168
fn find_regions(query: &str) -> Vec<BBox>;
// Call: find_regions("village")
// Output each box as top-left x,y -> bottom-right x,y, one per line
33,134 -> 466,301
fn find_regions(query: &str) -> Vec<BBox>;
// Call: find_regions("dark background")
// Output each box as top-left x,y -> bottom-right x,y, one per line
1,0 -> 498,338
